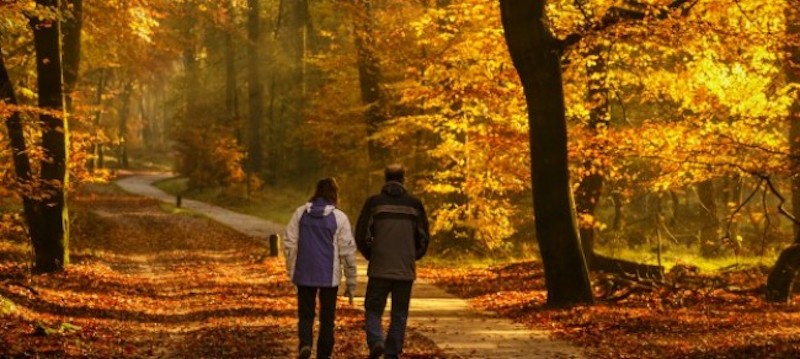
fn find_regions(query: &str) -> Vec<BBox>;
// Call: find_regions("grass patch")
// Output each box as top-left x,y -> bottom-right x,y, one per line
596,245 -> 775,273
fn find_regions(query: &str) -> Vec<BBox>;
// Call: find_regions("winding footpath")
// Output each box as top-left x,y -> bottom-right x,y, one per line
116,173 -> 585,359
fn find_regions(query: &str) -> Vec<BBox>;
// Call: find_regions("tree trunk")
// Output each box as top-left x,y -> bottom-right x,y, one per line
767,4 -> 800,303
88,69 -> 106,173
118,81 -> 133,169
789,5 -> 800,237
246,0 -> 264,175
61,0 -> 81,113
697,180 -> 720,256
30,0 -> 69,273
669,190 -> 680,226
767,242 -> 800,303
353,0 -> 387,177
612,192 -> 624,230
182,0 -> 201,162
499,0 -> 593,307
224,0 -> 240,143
575,43 -> 609,268
1,43 -> 46,265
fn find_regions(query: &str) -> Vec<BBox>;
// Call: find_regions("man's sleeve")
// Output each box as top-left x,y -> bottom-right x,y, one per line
415,201 -> 430,260
354,197 -> 373,260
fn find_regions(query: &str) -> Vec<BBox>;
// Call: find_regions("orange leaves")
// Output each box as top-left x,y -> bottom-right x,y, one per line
423,259 -> 800,358
1,184 -> 447,358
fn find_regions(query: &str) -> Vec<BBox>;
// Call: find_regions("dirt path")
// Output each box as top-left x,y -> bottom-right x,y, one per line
117,173 -> 585,359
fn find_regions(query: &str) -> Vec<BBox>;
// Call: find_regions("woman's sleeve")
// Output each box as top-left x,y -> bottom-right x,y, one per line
335,210 -> 358,289
284,207 -> 302,280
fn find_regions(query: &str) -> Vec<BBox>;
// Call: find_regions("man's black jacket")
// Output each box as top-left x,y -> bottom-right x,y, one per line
354,181 -> 429,281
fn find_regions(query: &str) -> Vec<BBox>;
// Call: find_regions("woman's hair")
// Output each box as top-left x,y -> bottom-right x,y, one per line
310,177 -> 339,204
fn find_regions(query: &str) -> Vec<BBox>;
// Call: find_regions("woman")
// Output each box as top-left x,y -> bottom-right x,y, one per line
284,177 -> 357,359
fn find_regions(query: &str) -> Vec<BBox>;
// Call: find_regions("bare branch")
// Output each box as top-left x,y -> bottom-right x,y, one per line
722,178 -> 763,242
759,175 -> 800,226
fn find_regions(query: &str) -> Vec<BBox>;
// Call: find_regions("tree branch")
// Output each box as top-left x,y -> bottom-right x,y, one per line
759,174 -> 800,226
557,0 -> 694,52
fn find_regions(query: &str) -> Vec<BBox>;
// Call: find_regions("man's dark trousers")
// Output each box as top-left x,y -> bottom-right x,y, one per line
364,278 -> 413,358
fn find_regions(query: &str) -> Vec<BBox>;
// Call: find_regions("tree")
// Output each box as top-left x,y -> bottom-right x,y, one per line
0,43 -> 45,270
246,0 -> 264,178
353,0 -> 387,180
766,4 -> 800,303
62,0 -> 82,113
498,0 -> 593,306
29,0 -> 70,272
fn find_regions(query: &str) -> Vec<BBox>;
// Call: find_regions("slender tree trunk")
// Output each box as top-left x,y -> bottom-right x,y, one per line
721,176 -> 742,249
768,4 -> 800,303
669,190 -> 680,226
697,180 -> 719,256
575,43 -> 609,268
88,69 -> 106,173
118,81 -> 133,169
61,0 -> 81,113
1,43 -> 46,263
499,0 -> 593,306
353,0 -> 387,177
287,0 -> 315,180
612,192 -> 624,230
140,90 -> 151,148
267,0 -> 309,183
246,0 -> 264,176
224,0 -> 240,144
183,1 -> 200,142
790,6 -> 800,238
30,0 -> 69,273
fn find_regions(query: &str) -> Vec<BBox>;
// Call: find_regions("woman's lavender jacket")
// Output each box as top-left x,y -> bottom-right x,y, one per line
284,199 -> 357,290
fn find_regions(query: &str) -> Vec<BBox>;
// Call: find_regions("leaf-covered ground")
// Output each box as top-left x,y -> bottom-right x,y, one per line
0,184 -> 444,358
419,261 -> 800,358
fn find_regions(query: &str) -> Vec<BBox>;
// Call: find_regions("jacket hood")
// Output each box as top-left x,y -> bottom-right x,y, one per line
381,181 -> 407,197
305,198 -> 335,218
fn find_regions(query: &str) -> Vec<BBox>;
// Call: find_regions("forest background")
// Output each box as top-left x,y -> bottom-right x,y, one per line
1,0 -> 800,303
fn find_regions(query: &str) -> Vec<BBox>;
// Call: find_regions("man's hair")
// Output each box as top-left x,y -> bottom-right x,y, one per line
384,164 -> 406,183
311,177 -> 339,204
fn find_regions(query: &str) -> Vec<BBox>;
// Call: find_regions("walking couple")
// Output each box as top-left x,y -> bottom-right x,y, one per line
283,164 -> 430,359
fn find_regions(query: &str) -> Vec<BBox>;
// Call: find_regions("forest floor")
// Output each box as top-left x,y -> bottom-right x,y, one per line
0,181 -> 444,358
0,175 -> 582,358
3,174 -> 800,358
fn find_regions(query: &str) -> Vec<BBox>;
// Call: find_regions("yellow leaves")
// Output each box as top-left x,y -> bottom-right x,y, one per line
578,213 -> 607,231
127,6 -> 160,43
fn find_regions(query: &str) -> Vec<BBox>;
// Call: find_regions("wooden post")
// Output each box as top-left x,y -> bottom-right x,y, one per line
176,195 -> 182,208
269,234 -> 279,257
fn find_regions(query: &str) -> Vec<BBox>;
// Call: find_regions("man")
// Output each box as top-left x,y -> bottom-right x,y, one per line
355,164 -> 430,359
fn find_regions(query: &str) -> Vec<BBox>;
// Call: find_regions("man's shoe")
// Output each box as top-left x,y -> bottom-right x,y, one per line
298,345 -> 312,359
368,341 -> 385,359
